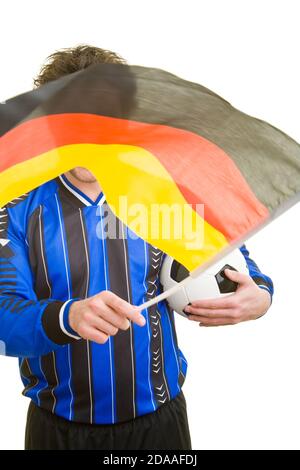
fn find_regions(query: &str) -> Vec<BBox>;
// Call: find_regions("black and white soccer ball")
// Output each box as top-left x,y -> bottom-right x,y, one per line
160,249 -> 249,317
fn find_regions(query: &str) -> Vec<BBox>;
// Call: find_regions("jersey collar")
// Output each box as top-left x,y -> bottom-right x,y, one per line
58,174 -> 106,207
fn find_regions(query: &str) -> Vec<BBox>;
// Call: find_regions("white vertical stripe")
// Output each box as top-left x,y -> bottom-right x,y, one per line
79,208 -> 90,298
121,223 -> 136,419
54,193 -> 73,419
79,208 -> 93,424
157,314 -> 171,401
38,205 -> 52,298
86,340 -> 93,424
67,345 -> 73,421
38,206 -> 60,410
100,210 -> 115,423
143,242 -> 156,411
54,194 -> 71,299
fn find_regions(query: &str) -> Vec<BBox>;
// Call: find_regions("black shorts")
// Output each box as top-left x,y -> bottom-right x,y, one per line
25,391 -> 192,450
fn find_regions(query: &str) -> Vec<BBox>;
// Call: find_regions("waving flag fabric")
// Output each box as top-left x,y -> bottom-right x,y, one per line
0,63 -> 300,272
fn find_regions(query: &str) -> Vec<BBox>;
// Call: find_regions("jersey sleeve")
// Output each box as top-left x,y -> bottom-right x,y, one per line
239,244 -> 274,297
0,206 -> 80,358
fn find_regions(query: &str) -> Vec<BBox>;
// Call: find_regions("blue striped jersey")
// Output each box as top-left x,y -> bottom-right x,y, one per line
0,174 -> 274,424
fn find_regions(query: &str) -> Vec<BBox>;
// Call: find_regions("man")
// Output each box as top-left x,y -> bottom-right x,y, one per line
0,45 -> 273,450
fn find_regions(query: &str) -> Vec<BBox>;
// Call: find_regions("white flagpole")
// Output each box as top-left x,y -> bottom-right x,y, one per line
136,254 -> 215,311
137,273 -> 194,311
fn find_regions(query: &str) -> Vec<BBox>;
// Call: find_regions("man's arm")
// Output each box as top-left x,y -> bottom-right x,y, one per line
0,206 -> 84,358
0,206 -> 145,358
184,244 -> 273,326
239,244 -> 274,298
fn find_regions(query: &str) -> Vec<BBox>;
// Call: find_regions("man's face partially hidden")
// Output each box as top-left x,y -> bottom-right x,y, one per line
70,167 -> 97,183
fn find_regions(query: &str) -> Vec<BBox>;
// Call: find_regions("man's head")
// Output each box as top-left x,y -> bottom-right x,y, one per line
34,45 -> 126,183
34,44 -> 126,87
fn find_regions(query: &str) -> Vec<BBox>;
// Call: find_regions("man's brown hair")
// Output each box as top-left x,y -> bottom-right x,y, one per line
34,44 -> 126,87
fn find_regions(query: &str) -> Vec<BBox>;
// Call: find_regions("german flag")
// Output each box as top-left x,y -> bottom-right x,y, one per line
1,63 -> 300,272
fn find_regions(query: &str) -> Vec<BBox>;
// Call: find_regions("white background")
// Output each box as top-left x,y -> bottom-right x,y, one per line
1,0 -> 300,450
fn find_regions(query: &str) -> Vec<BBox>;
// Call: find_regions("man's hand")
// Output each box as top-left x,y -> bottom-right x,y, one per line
69,291 -> 146,344
184,269 -> 272,327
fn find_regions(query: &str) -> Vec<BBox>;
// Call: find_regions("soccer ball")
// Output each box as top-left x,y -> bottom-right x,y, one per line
160,249 -> 249,317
